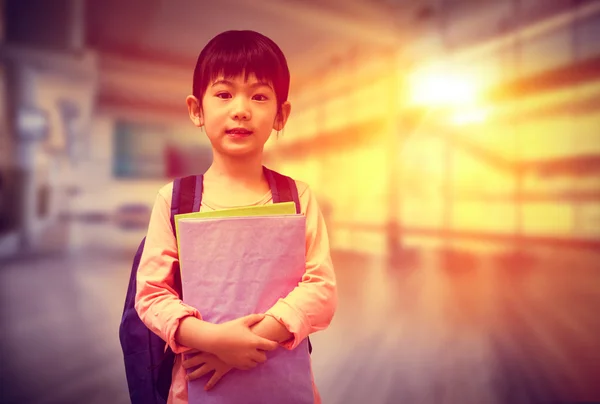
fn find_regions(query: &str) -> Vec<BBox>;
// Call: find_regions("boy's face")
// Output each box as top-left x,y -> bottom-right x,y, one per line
187,73 -> 290,158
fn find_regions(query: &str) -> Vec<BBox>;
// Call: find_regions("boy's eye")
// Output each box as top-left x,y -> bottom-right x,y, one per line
216,92 -> 232,99
252,94 -> 268,101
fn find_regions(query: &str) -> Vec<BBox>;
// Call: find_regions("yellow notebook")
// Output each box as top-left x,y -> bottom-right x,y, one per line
174,202 -> 297,252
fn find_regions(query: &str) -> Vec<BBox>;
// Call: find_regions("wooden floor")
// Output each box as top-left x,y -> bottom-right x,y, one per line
1,229 -> 599,404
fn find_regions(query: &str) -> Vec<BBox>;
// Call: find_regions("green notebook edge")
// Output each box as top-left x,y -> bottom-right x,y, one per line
174,201 -> 297,253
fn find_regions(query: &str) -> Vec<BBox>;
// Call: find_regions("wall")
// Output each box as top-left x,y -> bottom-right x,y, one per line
66,109 -> 209,251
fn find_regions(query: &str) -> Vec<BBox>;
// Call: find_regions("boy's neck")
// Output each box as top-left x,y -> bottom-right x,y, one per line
205,152 -> 266,186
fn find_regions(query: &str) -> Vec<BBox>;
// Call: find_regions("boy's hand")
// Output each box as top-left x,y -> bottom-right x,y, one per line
183,351 -> 233,391
210,313 -> 277,370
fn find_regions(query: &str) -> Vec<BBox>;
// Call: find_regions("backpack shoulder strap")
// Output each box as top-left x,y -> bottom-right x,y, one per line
168,174 -> 203,300
170,175 -> 203,231
263,166 -> 301,214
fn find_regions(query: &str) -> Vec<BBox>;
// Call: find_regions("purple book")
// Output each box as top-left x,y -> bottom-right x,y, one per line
177,215 -> 314,404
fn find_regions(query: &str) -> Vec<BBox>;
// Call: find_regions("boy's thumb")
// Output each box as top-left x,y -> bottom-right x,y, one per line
257,338 -> 279,351
241,313 -> 265,326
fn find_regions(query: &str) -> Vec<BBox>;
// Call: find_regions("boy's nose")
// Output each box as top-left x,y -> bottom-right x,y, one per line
231,98 -> 251,121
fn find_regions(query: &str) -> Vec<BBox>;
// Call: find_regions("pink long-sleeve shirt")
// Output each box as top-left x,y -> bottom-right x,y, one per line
135,178 -> 337,404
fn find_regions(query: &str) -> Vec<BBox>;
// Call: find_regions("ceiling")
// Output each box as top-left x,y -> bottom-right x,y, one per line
85,0 -> 432,81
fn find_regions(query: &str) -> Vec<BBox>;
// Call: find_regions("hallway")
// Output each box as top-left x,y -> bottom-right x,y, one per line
2,1 -> 600,403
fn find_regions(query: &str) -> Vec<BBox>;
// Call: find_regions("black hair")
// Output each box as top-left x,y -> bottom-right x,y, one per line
192,30 -> 290,120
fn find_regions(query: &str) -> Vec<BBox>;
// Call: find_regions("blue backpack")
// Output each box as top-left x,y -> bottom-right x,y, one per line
119,167 -> 311,404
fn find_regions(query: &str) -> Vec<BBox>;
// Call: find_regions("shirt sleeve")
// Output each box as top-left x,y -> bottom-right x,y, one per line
134,184 -> 202,354
265,182 -> 338,349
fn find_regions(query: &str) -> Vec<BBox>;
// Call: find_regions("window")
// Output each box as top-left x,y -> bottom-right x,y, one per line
112,121 -> 167,179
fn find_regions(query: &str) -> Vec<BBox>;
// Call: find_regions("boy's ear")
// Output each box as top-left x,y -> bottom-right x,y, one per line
273,101 -> 291,131
186,95 -> 204,127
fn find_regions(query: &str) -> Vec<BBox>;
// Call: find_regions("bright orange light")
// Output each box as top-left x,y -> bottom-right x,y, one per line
408,66 -> 479,107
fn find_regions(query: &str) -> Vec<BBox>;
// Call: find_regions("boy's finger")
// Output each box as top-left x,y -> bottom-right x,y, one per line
182,349 -> 202,363
241,360 -> 258,370
182,353 -> 209,369
240,313 -> 265,327
187,364 -> 213,381
251,350 -> 267,363
256,337 -> 279,351
205,370 -> 226,391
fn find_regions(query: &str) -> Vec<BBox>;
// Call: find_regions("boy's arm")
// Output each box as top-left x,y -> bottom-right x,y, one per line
136,185 -> 278,365
250,315 -> 293,343
135,186 -> 206,354
262,183 -> 338,349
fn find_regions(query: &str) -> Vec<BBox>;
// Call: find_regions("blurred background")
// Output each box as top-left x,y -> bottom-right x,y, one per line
1,0 -> 599,403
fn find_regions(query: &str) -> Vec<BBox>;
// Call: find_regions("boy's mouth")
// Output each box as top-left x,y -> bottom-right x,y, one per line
226,128 -> 253,137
